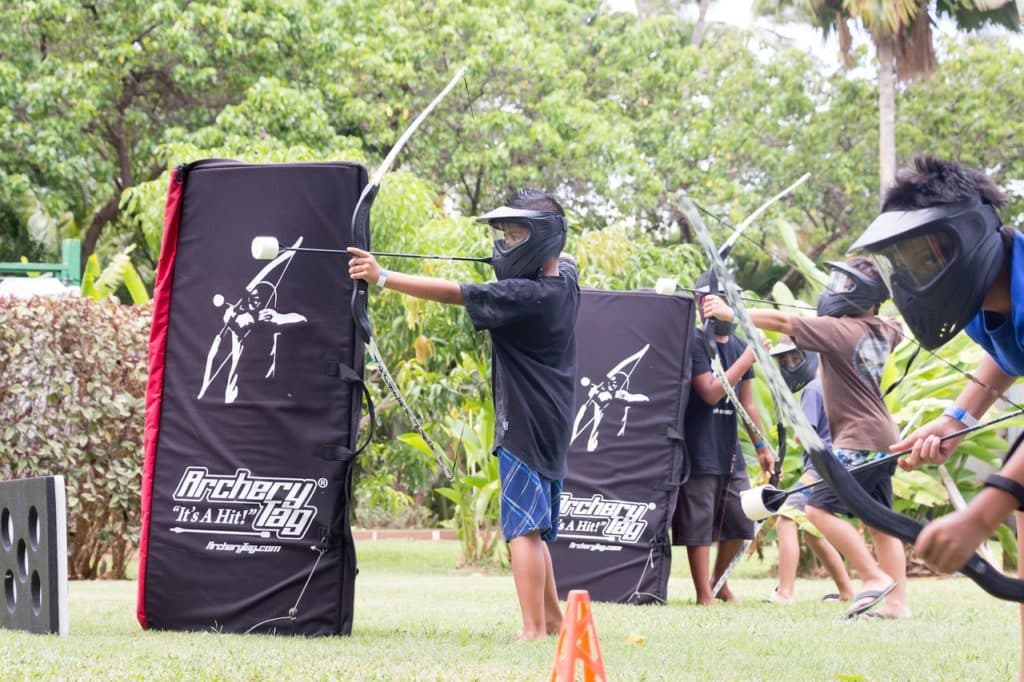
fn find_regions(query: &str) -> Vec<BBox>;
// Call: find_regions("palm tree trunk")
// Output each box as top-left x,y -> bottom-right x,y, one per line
876,34 -> 897,204
691,0 -> 712,46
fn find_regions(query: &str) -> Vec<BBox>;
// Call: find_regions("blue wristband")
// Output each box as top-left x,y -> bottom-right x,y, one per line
942,405 -> 979,428
376,268 -> 390,289
753,441 -> 765,450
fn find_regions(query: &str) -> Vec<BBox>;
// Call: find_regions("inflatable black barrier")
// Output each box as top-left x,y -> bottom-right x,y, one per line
0,475 -> 68,635
551,289 -> 694,604
138,161 -> 371,635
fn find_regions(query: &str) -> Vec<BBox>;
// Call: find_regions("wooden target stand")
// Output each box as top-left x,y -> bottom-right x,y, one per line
0,476 -> 68,635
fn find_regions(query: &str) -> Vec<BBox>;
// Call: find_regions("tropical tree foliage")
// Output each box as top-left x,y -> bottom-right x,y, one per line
4,0 -> 1024,537
755,0 -> 1019,197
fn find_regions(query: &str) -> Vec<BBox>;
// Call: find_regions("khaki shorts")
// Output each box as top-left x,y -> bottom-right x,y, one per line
776,469 -> 824,538
672,468 -> 754,546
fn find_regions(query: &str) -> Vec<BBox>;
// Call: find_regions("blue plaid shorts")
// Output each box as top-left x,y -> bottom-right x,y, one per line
497,447 -> 562,543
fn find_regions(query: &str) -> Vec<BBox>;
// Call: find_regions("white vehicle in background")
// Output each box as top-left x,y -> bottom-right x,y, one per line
0,238 -> 82,298
0,275 -> 79,298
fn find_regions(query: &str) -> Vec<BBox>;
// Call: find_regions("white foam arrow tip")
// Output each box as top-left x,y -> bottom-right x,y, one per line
740,486 -> 775,522
251,236 -> 280,260
654,276 -> 678,295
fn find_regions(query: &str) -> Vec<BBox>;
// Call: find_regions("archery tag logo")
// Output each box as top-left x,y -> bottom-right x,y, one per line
571,344 -> 652,452
197,236 -> 309,405
558,493 -> 655,545
170,467 -> 324,540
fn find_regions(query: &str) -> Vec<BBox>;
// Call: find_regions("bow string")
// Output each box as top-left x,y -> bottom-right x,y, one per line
703,176 -> 810,596
350,67 -> 467,481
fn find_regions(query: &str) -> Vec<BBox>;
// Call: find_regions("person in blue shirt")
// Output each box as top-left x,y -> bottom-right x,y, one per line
850,157 -> 1024,669
768,337 -> 852,605
349,188 -> 580,641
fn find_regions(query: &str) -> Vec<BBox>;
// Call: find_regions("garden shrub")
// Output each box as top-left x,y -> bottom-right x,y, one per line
0,294 -> 151,578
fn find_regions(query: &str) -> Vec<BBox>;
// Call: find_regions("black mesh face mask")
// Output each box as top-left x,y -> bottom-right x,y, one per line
769,340 -> 819,393
476,206 -> 566,280
849,199 -> 1004,349
815,261 -> 887,319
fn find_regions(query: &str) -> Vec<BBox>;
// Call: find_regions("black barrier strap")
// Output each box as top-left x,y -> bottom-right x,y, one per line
658,427 -> 691,489
657,431 -> 685,490
316,445 -> 356,462
322,360 -> 375,459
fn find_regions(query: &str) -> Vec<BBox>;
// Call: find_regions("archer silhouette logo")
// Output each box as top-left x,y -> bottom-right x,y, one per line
571,344 -> 651,452
197,236 -> 308,404
171,467 -> 322,540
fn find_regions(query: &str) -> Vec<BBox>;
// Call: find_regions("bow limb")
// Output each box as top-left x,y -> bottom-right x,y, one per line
351,66 -> 466,343
348,69 -> 467,481
703,223 -> 783,598
683,194 -> 1024,603
717,173 -> 810,259
770,414 -> 787,488
711,176 -> 807,483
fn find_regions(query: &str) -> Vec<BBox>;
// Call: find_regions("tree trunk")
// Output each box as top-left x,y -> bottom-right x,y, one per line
691,0 -> 712,46
876,34 -> 897,205
81,192 -> 122,264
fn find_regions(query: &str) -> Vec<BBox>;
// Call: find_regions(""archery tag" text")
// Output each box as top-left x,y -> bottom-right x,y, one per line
173,467 -> 322,539
558,492 -> 654,544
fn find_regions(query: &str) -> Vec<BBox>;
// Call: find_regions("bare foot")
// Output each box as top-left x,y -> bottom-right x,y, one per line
768,586 -> 794,605
716,586 -> 739,603
875,606 -> 911,620
696,596 -> 716,606
858,609 -> 911,621
517,628 -> 547,642
546,618 -> 562,636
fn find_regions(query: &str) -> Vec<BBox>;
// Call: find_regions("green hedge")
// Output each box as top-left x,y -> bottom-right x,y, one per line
0,295 -> 150,579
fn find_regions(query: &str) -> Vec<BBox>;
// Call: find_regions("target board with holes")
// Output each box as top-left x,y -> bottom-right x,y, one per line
550,289 -> 694,604
0,475 -> 68,635
137,161 -> 372,635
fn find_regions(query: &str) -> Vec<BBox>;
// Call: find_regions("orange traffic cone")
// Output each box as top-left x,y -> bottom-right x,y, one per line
550,590 -> 607,682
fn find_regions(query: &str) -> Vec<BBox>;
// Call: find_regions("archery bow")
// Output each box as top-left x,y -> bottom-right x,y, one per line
697,175 -> 810,596
350,67 -> 467,481
683,195 -> 1024,602
240,72 -> 468,632
703,174 -> 808,478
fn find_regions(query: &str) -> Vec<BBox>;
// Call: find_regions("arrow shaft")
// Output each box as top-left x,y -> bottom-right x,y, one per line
279,245 -> 489,263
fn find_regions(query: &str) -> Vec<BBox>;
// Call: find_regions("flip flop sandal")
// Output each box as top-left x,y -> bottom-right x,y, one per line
845,582 -> 897,619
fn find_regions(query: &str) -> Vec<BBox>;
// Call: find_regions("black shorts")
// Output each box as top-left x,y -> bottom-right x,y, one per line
671,468 -> 754,546
807,449 -> 896,517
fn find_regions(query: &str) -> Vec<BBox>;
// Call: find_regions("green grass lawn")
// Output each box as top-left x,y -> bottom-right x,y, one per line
1,540 -> 1017,680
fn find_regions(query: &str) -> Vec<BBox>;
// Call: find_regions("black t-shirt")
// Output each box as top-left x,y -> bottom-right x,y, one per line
460,257 -> 581,480
684,329 -> 754,476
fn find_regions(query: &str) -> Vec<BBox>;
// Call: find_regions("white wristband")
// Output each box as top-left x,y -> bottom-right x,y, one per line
376,268 -> 389,289
942,405 -> 979,428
